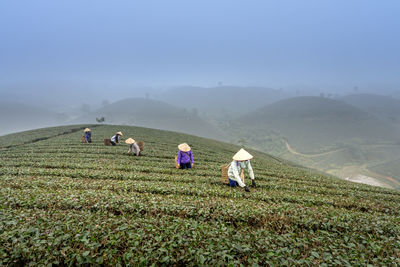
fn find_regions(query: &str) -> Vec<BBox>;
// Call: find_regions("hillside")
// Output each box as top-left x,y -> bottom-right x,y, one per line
0,125 -> 400,265
0,102 -> 68,136
340,94 -> 400,128
232,96 -> 400,188
74,98 -> 226,141
240,96 -> 400,153
160,86 -> 291,118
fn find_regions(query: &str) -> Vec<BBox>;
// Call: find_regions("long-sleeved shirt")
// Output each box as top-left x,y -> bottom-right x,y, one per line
84,132 -> 92,142
176,150 -> 194,165
228,160 -> 254,187
111,134 -> 120,143
129,142 -> 141,156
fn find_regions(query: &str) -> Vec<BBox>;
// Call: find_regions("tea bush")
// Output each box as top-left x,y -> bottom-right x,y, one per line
0,125 -> 399,265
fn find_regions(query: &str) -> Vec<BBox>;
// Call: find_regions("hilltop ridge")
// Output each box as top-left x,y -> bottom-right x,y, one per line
74,98 -> 226,141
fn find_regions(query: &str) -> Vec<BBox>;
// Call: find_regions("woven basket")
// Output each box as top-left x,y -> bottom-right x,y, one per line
221,163 -> 244,184
137,141 -> 145,151
104,139 -> 111,146
81,136 -> 86,143
174,156 -> 180,169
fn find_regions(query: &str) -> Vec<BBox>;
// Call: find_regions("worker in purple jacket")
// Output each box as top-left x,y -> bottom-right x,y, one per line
176,143 -> 194,169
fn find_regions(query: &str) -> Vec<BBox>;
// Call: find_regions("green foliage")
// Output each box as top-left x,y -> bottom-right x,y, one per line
0,125 -> 400,265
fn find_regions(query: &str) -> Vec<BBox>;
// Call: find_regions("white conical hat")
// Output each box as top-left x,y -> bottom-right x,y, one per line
116,131 -> 123,136
178,143 -> 191,152
233,148 -> 253,161
125,138 -> 135,144
84,128 -> 91,132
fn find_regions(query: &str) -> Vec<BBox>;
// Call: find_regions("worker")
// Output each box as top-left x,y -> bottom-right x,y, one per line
176,143 -> 194,169
228,148 -> 256,192
84,128 -> 92,143
110,131 -> 123,146
125,138 -> 141,156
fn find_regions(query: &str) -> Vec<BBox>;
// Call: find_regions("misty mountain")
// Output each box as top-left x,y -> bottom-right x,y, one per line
74,98 -> 226,140
160,86 -> 292,118
339,94 -> 400,127
0,102 -> 68,136
239,96 -> 400,153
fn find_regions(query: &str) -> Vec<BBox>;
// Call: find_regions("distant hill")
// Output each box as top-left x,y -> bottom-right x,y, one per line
240,96 -> 400,153
74,98 -> 226,140
339,94 -> 400,127
0,102 -> 68,136
160,86 -> 292,118
233,96 -> 400,187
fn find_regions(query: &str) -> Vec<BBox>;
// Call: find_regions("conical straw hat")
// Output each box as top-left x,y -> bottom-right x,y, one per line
116,131 -> 123,136
178,143 -> 191,152
232,148 -> 253,161
125,138 -> 135,144
84,128 -> 91,132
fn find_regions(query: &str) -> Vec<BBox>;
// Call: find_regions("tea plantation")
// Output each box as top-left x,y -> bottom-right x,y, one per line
0,125 -> 399,266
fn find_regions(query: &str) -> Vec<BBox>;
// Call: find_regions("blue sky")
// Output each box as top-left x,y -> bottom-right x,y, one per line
1,0 -> 399,96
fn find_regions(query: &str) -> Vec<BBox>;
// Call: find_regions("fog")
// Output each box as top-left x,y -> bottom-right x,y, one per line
1,0 -> 400,106
1,0 -> 400,131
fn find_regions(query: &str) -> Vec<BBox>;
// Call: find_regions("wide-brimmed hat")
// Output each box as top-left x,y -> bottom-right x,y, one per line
125,138 -> 135,144
116,131 -> 123,136
84,128 -> 91,132
178,143 -> 191,152
233,148 -> 253,161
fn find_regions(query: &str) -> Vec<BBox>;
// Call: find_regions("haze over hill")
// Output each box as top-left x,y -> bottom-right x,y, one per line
240,96 -> 399,152
0,102 -> 68,136
339,94 -> 400,128
74,98 -> 226,141
230,96 -> 400,188
160,86 -> 292,118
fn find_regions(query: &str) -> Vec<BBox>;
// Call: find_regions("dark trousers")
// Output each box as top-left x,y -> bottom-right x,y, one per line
229,178 -> 239,187
111,141 -> 116,146
180,162 -> 191,169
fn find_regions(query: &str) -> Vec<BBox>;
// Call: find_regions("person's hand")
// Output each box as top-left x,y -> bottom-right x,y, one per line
252,180 -> 256,187
177,164 -> 180,168
191,163 -> 194,168
244,186 -> 250,192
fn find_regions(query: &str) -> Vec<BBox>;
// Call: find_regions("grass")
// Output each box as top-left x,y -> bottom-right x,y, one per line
0,125 -> 400,265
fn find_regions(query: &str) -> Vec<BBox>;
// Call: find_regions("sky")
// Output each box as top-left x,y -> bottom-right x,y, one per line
0,0 -> 400,105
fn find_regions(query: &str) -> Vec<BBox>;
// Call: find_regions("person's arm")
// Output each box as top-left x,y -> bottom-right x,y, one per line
230,163 -> 246,187
134,143 -> 140,155
190,151 -> 194,165
247,161 -> 255,180
176,151 -> 182,165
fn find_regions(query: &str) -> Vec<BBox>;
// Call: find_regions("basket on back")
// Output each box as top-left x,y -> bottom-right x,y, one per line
104,139 -> 111,146
174,156 -> 179,169
137,141 -> 145,151
221,163 -> 244,184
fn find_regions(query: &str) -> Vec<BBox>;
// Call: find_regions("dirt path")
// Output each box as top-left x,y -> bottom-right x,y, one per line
363,166 -> 400,188
345,175 -> 389,188
285,142 -> 400,189
285,142 -> 345,158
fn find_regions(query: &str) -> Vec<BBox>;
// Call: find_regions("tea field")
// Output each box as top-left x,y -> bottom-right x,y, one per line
0,125 -> 400,266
